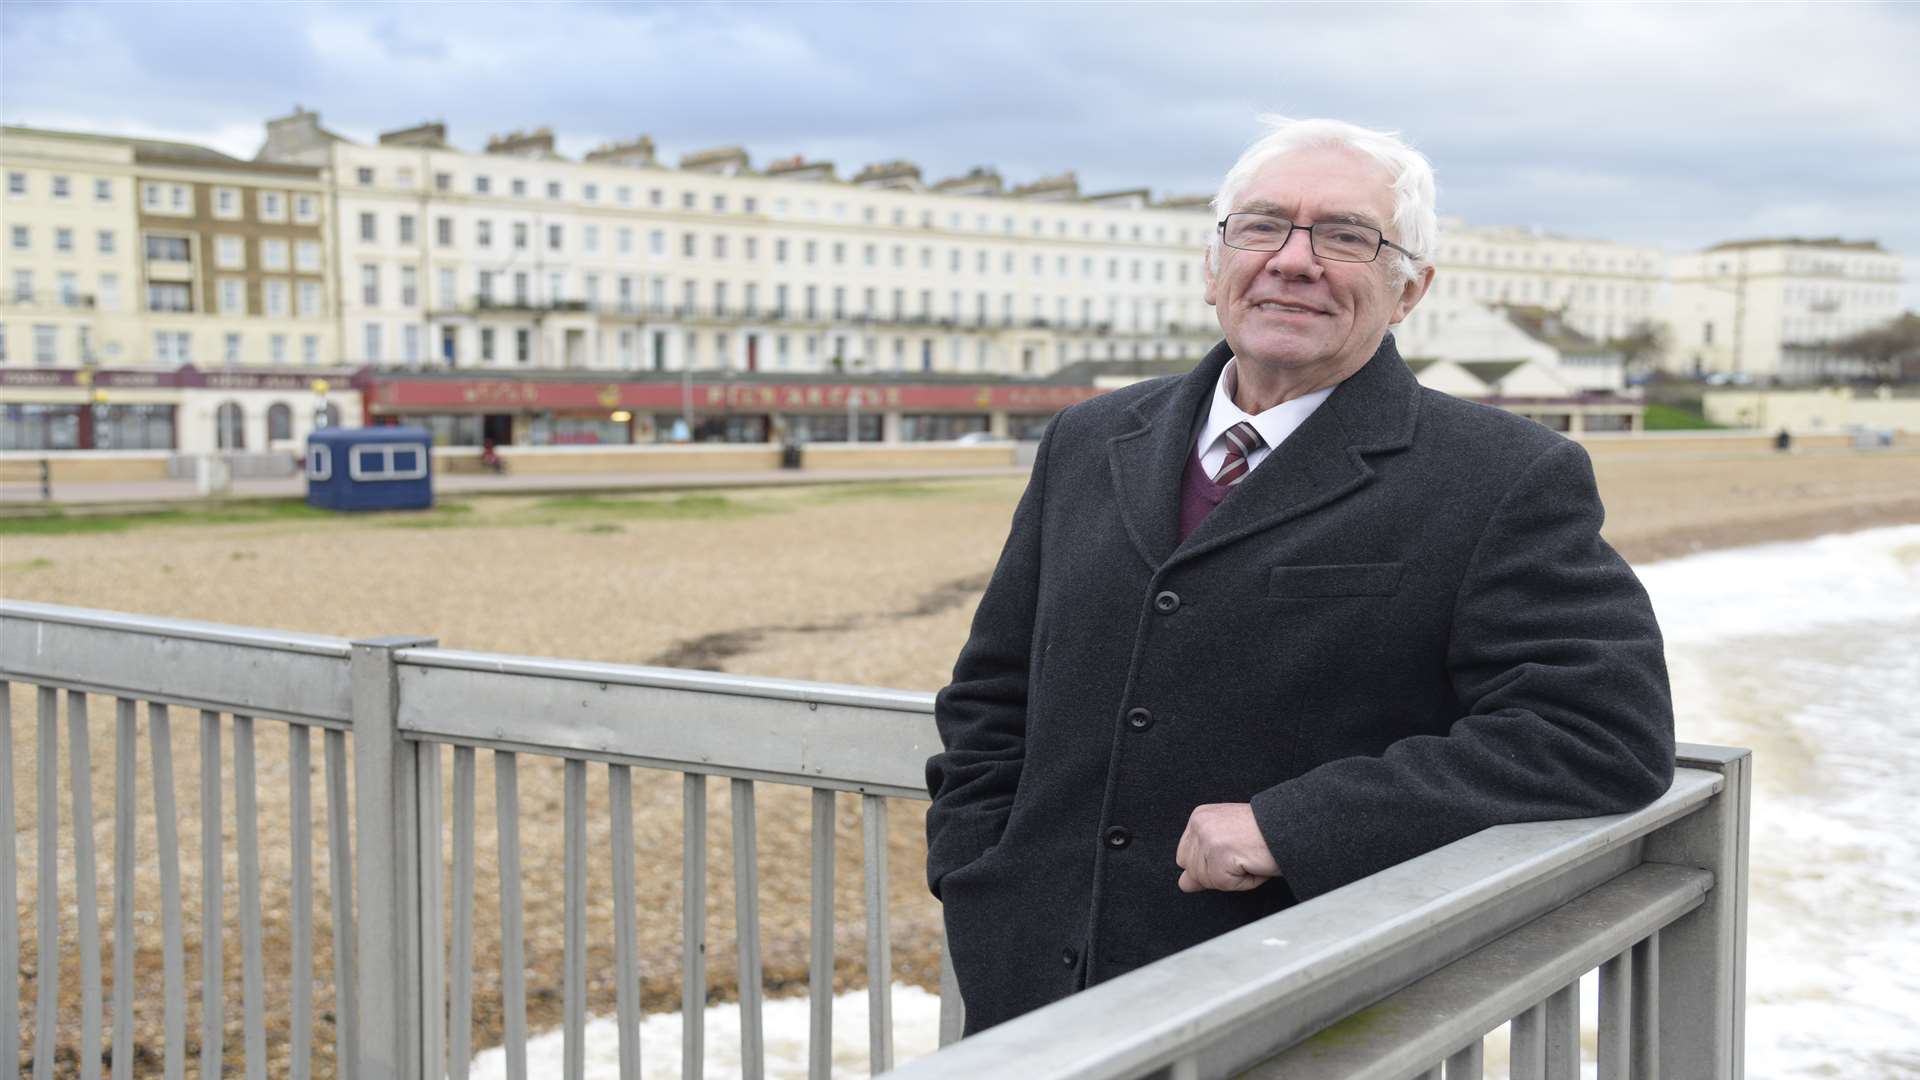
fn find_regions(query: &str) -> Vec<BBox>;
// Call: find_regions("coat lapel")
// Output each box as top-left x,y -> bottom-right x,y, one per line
1106,342 -> 1231,570
1176,335 -> 1422,565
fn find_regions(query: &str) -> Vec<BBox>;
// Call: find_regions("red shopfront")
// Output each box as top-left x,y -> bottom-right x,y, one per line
357,372 -> 1103,445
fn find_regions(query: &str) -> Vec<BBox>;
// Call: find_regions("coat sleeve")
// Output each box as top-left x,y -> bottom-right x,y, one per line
924,424 -> 1053,899
1249,437 -> 1676,901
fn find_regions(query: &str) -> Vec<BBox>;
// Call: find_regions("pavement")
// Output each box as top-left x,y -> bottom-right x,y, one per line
0,463 -> 1033,511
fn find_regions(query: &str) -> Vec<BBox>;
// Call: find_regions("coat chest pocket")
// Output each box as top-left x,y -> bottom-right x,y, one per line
1268,562 -> 1404,598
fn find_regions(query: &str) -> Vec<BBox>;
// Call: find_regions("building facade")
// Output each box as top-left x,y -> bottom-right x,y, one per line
256,110 -> 1222,393
1397,218 -> 1667,357
1,125 -> 348,451
1665,238 -> 1907,381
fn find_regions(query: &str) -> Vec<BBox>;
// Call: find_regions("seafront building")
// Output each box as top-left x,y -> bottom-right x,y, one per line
1665,238 -> 1907,382
1,109 -> 1907,452
0,124 -> 355,453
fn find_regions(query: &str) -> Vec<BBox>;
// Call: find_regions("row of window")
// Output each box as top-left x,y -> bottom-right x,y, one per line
352,163 -> 1199,245
1439,244 -> 1659,274
141,232 -> 325,274
9,224 -> 119,255
9,268 -> 116,309
140,181 -> 321,223
357,319 -> 1195,375
6,171 -> 114,202
356,211 -> 1200,283
1441,276 -> 1655,307
0,322 -> 326,366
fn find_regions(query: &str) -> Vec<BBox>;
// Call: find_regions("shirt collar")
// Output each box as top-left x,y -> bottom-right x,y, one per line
1195,357 -> 1335,460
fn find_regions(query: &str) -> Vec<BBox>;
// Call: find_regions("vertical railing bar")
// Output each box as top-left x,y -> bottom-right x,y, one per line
1545,979 -> 1580,1080
33,685 -> 57,1080
449,746 -> 477,1080
1599,948 -> 1631,1080
936,932 -> 964,1048
731,778 -> 766,1080
200,708 -> 226,1073
150,702 -> 187,1080
289,725 -> 315,1080
234,715 -> 267,1080
1511,1002 -> 1547,1080
609,764 -> 641,1080
0,682 -> 17,1073
419,743 -> 447,1080
862,794 -> 894,1075
564,758 -> 588,1080
1632,931 -> 1660,1080
324,727 -> 357,1080
683,772 -> 708,1080
495,750 -> 528,1080
808,788 -> 836,1080
1444,1037 -> 1485,1079
111,698 -> 137,1078
68,690 -> 104,1080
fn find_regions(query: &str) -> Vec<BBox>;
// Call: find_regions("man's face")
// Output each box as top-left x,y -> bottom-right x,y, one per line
1204,146 -> 1432,387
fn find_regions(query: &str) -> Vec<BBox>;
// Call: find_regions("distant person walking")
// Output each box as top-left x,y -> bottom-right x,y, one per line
1776,427 -> 1793,452
925,116 -> 1676,1035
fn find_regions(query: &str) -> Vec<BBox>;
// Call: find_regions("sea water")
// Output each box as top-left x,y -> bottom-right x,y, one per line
477,524 -> 1920,1079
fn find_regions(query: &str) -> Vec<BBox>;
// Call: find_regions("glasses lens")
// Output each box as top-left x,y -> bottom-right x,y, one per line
1309,223 -> 1382,262
1223,214 -> 1292,251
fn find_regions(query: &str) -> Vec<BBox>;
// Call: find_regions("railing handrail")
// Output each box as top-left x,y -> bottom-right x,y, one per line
0,599 -> 353,657
885,758 -> 1730,1079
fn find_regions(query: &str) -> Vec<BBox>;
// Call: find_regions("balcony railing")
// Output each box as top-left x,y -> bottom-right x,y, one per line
1,599 -> 1748,1079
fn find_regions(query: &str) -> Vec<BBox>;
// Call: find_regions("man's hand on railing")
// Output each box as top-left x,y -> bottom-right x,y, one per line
1176,802 -> 1281,892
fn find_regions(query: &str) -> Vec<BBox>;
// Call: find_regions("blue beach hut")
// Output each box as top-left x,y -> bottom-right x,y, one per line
305,426 -> 434,511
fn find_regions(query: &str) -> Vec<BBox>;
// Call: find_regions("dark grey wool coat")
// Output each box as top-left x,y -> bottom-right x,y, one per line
925,336 -> 1675,1034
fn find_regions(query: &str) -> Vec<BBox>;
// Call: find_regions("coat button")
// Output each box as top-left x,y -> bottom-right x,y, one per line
1104,826 -> 1132,849
1126,707 -> 1153,731
1061,946 -> 1078,968
1153,590 -> 1181,614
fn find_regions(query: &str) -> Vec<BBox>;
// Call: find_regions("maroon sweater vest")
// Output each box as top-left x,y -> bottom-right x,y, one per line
1178,447 -> 1236,541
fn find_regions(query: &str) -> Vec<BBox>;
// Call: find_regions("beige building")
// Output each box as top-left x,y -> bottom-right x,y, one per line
1665,238 -> 1906,382
1,125 -> 346,451
1397,219 -> 1666,356
254,109 -> 1221,385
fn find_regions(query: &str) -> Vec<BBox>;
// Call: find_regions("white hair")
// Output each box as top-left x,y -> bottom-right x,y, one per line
1207,115 -> 1438,284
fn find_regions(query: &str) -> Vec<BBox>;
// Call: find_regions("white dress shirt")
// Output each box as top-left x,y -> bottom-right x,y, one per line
1194,358 -> 1334,478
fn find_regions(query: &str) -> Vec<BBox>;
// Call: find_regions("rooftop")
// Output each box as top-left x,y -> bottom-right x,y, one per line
1704,236 -> 1886,254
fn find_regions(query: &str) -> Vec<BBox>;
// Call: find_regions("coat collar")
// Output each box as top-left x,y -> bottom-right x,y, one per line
1106,335 -> 1422,571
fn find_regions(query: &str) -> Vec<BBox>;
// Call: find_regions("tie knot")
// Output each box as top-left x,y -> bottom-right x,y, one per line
1212,421 -> 1265,486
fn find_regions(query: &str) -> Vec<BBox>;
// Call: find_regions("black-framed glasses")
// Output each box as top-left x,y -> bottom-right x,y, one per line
1217,212 -> 1417,264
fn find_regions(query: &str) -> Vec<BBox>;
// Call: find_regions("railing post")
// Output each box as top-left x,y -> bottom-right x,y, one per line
1643,744 -> 1751,1080
352,635 -> 437,1080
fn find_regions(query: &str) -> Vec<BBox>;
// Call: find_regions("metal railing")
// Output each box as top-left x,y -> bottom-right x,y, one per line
2,599 -> 1748,1079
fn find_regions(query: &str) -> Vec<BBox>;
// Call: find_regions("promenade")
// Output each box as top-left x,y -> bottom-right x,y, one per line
0,463 -> 1032,509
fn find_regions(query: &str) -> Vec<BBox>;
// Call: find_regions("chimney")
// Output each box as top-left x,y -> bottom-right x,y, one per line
379,121 -> 449,148
485,127 -> 559,159
584,136 -> 657,168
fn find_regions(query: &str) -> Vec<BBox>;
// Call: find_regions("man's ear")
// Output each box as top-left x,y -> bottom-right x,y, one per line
1203,250 -> 1219,307
1392,264 -> 1435,323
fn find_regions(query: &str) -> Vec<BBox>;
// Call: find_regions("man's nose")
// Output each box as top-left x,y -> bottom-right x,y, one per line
1265,226 -> 1320,277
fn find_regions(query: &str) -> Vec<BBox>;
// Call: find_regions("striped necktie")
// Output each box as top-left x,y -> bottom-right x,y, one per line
1211,421 -> 1265,486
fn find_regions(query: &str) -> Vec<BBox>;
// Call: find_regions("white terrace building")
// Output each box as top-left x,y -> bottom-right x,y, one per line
1665,237 -> 1906,382
1397,218 -> 1666,356
258,110 -> 1221,379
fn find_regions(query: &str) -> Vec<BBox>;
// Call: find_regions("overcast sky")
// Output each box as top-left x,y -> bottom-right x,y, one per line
4,1 -> 1915,306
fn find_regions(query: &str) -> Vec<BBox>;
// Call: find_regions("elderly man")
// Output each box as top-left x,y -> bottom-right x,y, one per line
924,117 -> 1675,1034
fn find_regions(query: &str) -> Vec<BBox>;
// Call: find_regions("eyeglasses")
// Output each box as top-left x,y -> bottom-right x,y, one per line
1217,213 -> 1417,264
